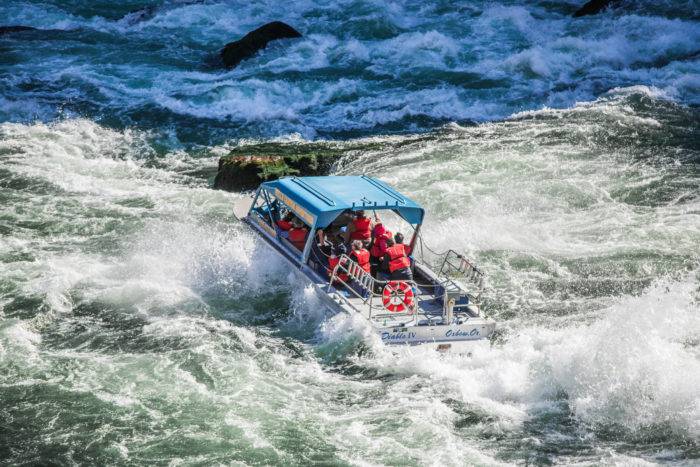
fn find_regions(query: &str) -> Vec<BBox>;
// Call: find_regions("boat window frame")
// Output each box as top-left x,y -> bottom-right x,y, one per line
247,188 -> 279,237
260,186 -> 316,262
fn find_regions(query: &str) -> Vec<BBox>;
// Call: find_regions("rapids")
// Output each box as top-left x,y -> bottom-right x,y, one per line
1,0 -> 699,465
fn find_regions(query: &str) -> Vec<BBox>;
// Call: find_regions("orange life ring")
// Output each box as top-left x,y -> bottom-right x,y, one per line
382,281 -> 414,313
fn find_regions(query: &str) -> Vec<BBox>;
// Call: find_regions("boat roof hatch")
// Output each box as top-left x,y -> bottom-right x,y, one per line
260,175 -> 425,228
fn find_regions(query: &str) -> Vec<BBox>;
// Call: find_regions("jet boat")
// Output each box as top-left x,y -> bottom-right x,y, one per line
236,175 -> 496,352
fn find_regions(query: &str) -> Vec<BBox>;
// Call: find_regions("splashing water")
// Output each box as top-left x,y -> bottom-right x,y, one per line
1,0 -> 699,464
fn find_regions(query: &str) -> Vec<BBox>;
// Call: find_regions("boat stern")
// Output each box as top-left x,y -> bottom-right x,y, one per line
378,317 -> 496,353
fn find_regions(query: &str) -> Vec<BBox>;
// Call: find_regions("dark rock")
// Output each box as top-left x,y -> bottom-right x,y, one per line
212,137 -> 439,192
220,21 -> 302,69
573,0 -> 621,17
0,26 -> 38,35
0,25 -> 77,38
213,145 -> 345,191
214,156 -> 277,191
213,154 -> 339,191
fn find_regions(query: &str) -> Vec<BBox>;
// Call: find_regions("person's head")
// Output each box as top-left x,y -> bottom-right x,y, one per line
394,233 -> 404,244
283,212 -> 293,221
292,218 -> 303,229
385,238 -> 395,247
356,210 -> 366,218
352,240 -> 363,251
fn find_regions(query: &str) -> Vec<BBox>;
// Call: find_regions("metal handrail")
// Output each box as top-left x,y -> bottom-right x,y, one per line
412,236 -> 486,305
327,254 -> 418,319
438,249 -> 485,291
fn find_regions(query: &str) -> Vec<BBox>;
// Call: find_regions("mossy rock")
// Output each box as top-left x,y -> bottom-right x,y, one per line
212,137 -> 429,192
213,149 -> 344,191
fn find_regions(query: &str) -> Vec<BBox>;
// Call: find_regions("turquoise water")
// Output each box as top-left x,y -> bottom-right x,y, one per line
1,1 -> 699,465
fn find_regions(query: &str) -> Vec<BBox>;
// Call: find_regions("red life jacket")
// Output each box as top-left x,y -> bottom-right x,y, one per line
288,228 -> 307,250
276,219 -> 292,231
386,244 -> 410,272
350,248 -> 371,273
328,255 -> 348,282
370,231 -> 392,258
350,217 -> 371,240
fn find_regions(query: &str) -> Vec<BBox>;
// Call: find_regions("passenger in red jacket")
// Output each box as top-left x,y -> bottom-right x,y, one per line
370,222 -> 392,258
327,254 -> 349,283
349,210 -> 372,241
349,240 -> 371,274
369,219 -> 392,277
287,219 -> 308,251
381,238 -> 413,281
276,212 -> 293,231
393,232 -> 411,256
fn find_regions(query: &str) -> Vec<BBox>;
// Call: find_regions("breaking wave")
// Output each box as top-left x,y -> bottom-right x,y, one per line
1,0 -> 699,140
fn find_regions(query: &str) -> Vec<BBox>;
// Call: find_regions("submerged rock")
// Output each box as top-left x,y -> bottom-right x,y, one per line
0,25 -> 77,37
0,26 -> 38,35
573,0 -> 621,17
219,21 -> 302,69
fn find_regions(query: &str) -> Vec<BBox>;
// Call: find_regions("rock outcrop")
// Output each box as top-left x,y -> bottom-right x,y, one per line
573,0 -> 621,17
213,143 -> 346,191
219,21 -> 302,69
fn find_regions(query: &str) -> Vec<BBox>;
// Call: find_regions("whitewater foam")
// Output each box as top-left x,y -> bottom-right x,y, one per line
357,274 -> 699,444
2,0 -> 698,137
1,2 -> 699,461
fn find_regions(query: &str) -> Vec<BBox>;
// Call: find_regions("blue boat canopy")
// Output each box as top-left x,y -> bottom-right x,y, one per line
261,175 -> 425,228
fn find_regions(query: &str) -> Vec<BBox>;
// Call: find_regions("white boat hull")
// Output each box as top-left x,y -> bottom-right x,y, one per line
377,322 -> 496,347
244,216 -> 496,353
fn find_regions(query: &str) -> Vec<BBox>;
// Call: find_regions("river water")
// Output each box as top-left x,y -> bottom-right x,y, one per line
1,1 -> 699,465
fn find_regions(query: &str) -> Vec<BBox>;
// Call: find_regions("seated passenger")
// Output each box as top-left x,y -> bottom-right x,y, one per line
276,212 -> 293,231
382,238 -> 413,281
287,219 -> 308,251
349,240 -> 371,274
349,210 -> 372,241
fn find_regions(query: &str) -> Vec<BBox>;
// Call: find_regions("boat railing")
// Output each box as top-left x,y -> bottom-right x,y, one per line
438,249 -> 486,291
413,236 -> 485,304
327,254 -> 418,319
